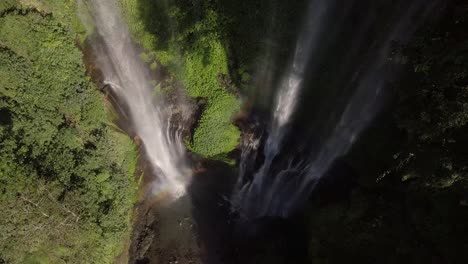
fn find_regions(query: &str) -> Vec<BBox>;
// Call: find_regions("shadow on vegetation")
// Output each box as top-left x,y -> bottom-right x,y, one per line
134,0 -> 308,100
0,108 -> 12,126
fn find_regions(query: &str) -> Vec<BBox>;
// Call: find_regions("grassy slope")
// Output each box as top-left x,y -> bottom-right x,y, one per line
0,1 -> 137,263
119,0 -> 240,159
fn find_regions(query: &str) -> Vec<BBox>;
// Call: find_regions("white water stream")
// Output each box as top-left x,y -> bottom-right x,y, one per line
81,0 -> 190,198
235,0 -> 434,218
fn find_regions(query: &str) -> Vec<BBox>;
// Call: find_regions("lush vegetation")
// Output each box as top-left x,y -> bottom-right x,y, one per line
0,1 -> 137,263
118,0 -> 307,159
119,0 -> 241,158
1,0 -> 467,263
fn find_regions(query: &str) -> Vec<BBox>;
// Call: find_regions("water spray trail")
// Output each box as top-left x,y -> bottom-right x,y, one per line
264,0 -> 329,175
81,0 -> 190,198
284,0 -> 436,216
234,0 -> 331,217
236,0 -> 436,219
265,0 -> 329,163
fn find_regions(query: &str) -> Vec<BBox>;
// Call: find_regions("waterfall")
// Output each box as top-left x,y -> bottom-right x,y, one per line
235,0 -> 330,201
262,0 -> 329,170
81,0 -> 190,198
233,0 -> 332,218
234,0 -> 435,219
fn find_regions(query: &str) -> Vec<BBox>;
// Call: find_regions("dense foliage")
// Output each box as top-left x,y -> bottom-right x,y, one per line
118,0 -> 307,159
119,0 -> 240,158
1,0 -> 467,263
0,1 -> 137,263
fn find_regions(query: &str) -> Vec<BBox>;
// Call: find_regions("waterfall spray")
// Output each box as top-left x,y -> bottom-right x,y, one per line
80,0 -> 190,198
234,0 -> 331,217
263,0 -> 329,168
235,0 -> 435,219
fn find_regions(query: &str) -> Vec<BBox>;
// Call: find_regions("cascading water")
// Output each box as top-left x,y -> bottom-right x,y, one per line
263,0 -> 329,168
236,0 -> 330,202
235,0 -> 435,219
80,0 -> 190,198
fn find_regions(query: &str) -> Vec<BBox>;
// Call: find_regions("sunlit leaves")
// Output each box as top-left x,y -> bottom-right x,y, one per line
0,4 -> 137,264
120,0 -> 241,158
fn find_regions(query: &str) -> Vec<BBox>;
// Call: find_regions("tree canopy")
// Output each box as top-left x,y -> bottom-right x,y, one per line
0,2 -> 138,263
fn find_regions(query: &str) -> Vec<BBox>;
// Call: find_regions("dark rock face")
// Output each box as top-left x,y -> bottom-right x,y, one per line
186,159 -> 311,264
227,216 -> 309,264
310,158 -> 358,206
128,195 -> 202,264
